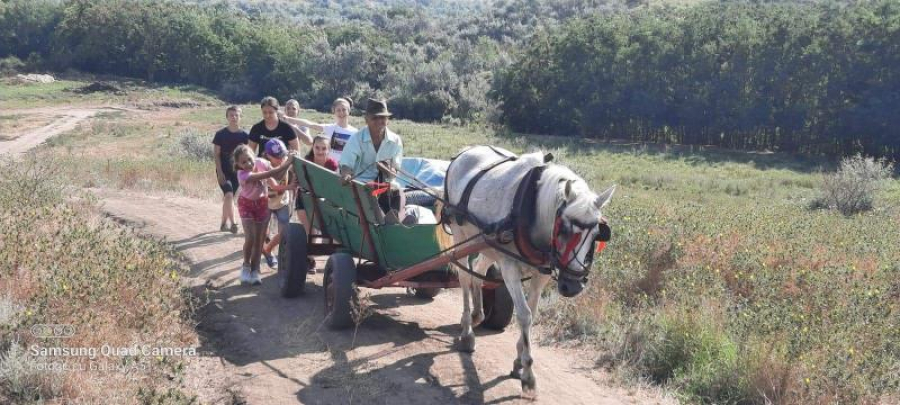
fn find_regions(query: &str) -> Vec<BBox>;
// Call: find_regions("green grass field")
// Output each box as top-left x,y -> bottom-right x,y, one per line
7,80 -> 900,404
0,78 -> 220,110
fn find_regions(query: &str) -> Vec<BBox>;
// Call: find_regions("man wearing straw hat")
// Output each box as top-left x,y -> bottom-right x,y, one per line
339,98 -> 405,222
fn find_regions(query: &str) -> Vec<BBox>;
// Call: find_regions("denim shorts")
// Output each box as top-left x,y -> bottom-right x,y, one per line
270,205 -> 291,225
219,171 -> 239,195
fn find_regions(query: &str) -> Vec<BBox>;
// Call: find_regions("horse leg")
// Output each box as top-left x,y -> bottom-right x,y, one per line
456,265 -> 477,353
470,255 -> 490,327
525,274 -> 551,319
500,259 -> 537,398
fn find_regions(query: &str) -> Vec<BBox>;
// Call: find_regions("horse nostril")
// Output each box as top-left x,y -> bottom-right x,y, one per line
557,279 -> 583,298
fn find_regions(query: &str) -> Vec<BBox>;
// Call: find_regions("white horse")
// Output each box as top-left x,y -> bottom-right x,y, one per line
444,146 -> 615,398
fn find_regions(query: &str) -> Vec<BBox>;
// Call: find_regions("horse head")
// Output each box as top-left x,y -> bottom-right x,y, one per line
551,177 -> 615,297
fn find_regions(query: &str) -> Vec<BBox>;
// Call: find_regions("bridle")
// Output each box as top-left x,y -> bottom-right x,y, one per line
550,201 -> 612,282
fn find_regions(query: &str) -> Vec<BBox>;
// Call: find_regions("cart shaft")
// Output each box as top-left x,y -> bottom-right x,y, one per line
362,237 -> 491,289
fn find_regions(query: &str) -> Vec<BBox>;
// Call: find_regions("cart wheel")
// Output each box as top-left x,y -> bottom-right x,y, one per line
480,266 -> 514,330
324,253 -> 357,330
278,223 -> 308,298
412,287 -> 441,300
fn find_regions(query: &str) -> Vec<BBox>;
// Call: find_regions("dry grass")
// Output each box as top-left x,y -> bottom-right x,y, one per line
350,291 -> 373,350
0,156 -> 200,404
0,114 -> 62,140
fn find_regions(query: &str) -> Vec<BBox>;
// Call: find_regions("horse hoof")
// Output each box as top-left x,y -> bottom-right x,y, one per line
521,378 -> 537,399
456,334 -> 476,353
471,312 -> 484,327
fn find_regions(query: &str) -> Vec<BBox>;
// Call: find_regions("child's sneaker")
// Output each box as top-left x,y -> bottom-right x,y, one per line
239,265 -> 251,285
220,222 -> 228,232
250,269 -> 262,286
264,252 -> 278,269
230,223 -> 239,234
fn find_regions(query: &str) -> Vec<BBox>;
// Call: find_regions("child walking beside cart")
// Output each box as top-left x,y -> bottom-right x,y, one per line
212,105 -> 249,233
232,144 -> 296,285
261,139 -> 297,270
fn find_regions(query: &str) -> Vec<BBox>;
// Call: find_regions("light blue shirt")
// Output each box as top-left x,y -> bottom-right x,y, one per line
338,126 -> 403,184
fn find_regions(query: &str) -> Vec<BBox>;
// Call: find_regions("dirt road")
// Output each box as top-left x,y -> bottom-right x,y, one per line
0,106 -> 127,156
97,189 -> 667,404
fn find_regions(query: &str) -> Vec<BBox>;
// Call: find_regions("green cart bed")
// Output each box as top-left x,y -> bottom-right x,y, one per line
276,157 -> 513,331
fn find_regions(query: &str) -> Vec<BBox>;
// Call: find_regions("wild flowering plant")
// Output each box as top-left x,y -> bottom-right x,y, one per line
0,156 -> 198,403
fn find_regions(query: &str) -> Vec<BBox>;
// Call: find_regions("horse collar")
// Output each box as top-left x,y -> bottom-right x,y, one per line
512,165 -> 552,269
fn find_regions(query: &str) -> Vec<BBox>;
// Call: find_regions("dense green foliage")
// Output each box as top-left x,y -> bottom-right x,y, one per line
2,0 -> 898,156
0,0 -> 622,122
494,1 -> 900,158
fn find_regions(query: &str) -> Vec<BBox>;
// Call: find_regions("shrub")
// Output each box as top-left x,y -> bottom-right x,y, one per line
812,154 -> 894,215
642,308 -> 746,403
0,341 -> 65,403
0,56 -> 24,75
174,128 -> 213,161
0,295 -> 20,329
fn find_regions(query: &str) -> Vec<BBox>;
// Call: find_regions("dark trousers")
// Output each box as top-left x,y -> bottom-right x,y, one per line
377,189 -> 401,214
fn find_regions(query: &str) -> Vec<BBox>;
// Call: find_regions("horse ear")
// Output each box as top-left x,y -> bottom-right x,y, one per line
594,185 -> 616,208
564,180 -> 574,200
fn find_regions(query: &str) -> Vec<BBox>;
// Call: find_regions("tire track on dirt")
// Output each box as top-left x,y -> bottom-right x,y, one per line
0,106 -> 129,156
95,188 -> 669,405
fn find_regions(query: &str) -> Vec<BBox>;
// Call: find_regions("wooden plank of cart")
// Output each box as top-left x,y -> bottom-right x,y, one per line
276,157 -> 513,330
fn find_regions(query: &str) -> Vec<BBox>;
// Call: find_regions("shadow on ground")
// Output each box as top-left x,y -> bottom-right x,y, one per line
193,262 -> 517,404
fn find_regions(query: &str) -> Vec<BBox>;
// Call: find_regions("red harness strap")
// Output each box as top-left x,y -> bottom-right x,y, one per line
552,217 -> 584,267
552,216 -> 608,267
366,181 -> 391,197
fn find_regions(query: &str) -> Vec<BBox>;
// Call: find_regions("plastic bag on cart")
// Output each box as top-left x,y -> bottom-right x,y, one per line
399,157 -> 449,209
399,158 -> 448,189
402,204 -> 438,225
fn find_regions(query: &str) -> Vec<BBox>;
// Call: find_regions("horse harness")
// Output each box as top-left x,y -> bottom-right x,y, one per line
442,148 -> 612,282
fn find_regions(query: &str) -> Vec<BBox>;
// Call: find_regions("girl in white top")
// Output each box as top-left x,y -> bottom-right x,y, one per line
281,97 -> 358,163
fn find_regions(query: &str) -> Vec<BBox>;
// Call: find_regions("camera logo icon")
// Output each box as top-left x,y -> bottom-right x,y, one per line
30,324 -> 76,338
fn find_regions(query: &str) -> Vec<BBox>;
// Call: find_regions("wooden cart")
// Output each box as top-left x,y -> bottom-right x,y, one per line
277,158 -> 514,330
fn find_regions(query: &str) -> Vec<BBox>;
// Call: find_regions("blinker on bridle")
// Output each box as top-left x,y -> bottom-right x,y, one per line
551,201 -> 612,281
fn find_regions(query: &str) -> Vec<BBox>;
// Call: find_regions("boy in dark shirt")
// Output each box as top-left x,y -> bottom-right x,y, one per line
212,105 -> 250,233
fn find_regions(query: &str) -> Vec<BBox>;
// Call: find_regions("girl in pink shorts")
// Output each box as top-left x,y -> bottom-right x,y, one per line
233,144 -> 295,285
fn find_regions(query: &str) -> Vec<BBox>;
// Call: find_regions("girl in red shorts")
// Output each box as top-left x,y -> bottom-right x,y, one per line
233,144 -> 295,285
